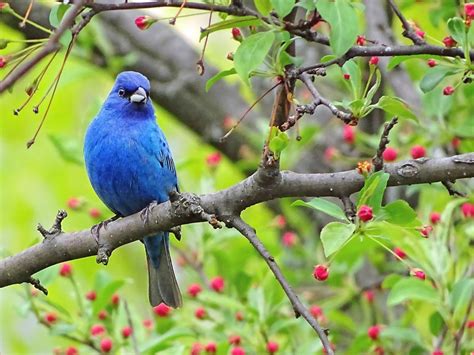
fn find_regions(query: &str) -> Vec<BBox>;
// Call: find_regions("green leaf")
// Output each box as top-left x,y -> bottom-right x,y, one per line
342,59 -> 362,99
429,312 -> 444,336
364,68 -> 382,106
447,17 -> 466,46
93,280 -> 125,315
387,54 -> 435,71
382,273 -> 402,289
380,200 -> 418,226
49,4 -> 69,28
317,0 -> 358,56
449,278 -> 474,320
387,278 -> 440,306
269,130 -> 289,158
419,65 -> 460,93
254,0 -> 272,16
49,134 -> 83,166
357,171 -> 390,212
234,31 -> 275,86
292,198 -> 348,221
320,222 -> 356,257
381,326 -> 424,346
199,16 -> 262,41
371,96 -> 417,121
140,328 -> 194,353
206,68 -> 236,92
271,0 -> 296,18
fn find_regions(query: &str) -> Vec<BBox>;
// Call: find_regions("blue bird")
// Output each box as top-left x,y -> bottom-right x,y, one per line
84,71 -> 182,308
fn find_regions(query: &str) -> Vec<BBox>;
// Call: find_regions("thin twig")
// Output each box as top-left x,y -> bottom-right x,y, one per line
441,180 -> 466,197
372,117 -> 398,171
387,0 -> 425,45
453,295 -> 473,355
228,216 -> 334,355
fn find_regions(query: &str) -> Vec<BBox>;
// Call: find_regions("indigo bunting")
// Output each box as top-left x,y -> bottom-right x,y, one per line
84,71 -> 182,308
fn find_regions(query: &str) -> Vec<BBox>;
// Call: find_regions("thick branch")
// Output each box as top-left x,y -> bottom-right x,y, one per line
228,216 -> 334,355
0,153 -> 472,288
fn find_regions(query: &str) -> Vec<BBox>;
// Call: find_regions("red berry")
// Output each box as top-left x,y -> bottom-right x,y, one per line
121,326 -> 133,339
443,86 -> 455,96
187,283 -> 203,298
210,276 -> 225,292
100,338 -> 113,353
313,264 -> 329,281
282,231 -> 297,247
343,73 -> 350,80
356,35 -> 366,46
410,145 -> 426,159
67,197 -> 81,209
231,28 -> 243,41
143,319 -> 153,329
343,125 -> 355,144
358,205 -> 373,222
98,310 -> 108,320
85,290 -> 97,301
363,290 -> 375,303
415,29 -> 425,38
461,203 -> 474,218
411,268 -> 426,280
135,15 -> 155,30
427,59 -> 437,67
467,319 -> 474,328
466,3 -> 474,19
393,247 -> 407,260
0,3 -> 10,11
324,147 -> 337,161
89,207 -> 101,219
267,341 -> 279,354
0,56 -> 7,68
430,212 -> 441,225
382,147 -> 397,162
206,152 -> 222,168
111,293 -> 120,306
91,324 -> 105,336
65,346 -> 78,355
231,347 -> 245,355
235,311 -> 244,321
153,303 -> 171,317
374,346 -> 385,355
451,137 -> 461,149
275,214 -> 286,228
432,350 -> 443,355
228,335 -> 241,345
369,56 -> 379,65
442,36 -> 457,47
367,325 -> 381,340
195,307 -> 206,319
420,225 -> 433,238
44,312 -> 57,324
310,305 -> 323,318
191,343 -> 203,355
59,262 -> 72,277
204,342 -> 217,353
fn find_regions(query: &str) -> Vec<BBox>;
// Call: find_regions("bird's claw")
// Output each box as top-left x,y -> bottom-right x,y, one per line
169,225 -> 182,241
140,200 -> 159,225
38,210 -> 68,241
91,214 -> 120,265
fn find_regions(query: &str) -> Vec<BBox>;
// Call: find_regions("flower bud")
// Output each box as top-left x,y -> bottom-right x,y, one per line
369,56 -> 379,65
100,338 -> 113,353
231,28 -> 243,42
153,303 -> 171,317
210,276 -> 225,292
135,16 -> 156,30
313,264 -> 329,281
410,145 -> 426,159
358,205 -> 373,222
367,325 -> 381,340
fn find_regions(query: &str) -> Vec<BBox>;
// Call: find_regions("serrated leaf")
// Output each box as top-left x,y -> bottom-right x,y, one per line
320,222 -> 356,257
380,200 -> 419,226
199,16 -> 262,41
206,68 -> 236,92
254,0 -> 272,15
387,278 -> 440,306
234,31 -> 275,86
49,4 -> 69,28
271,0 -> 296,18
292,198 -> 348,221
447,17 -> 466,46
317,0 -> 358,56
419,65 -> 460,93
371,96 -> 417,121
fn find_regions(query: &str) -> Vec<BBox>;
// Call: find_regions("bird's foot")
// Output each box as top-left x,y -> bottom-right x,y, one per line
140,200 -> 159,226
169,225 -> 182,241
38,210 -> 68,241
91,214 -> 120,265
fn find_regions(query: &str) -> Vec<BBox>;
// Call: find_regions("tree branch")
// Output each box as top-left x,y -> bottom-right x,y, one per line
227,216 -> 334,355
1,153 -> 472,288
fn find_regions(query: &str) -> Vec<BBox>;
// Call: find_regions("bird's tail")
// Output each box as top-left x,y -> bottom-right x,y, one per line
144,232 -> 182,308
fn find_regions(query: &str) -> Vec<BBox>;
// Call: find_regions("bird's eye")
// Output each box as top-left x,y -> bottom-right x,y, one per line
118,89 -> 125,97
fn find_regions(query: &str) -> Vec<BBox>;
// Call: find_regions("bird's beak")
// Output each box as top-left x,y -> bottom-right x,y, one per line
129,87 -> 148,104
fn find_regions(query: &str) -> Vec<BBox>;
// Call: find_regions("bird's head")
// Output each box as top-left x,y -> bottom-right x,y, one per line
104,71 -> 153,116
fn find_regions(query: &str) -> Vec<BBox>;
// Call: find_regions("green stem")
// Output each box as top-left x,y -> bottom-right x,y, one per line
361,67 -> 374,100
11,11 -> 53,34
69,276 -> 85,316
366,234 -> 412,269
